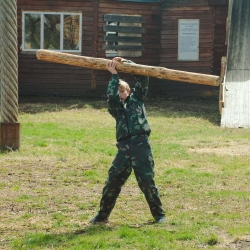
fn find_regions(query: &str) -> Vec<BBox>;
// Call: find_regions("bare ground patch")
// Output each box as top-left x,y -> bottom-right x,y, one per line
190,141 -> 250,156
222,236 -> 250,250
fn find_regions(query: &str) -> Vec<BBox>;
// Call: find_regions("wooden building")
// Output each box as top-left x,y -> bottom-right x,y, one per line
17,0 -> 228,97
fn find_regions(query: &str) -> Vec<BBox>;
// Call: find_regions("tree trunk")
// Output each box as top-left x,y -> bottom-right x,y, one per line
36,49 -> 221,86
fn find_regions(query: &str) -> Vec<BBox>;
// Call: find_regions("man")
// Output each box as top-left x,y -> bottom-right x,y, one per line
90,57 -> 166,223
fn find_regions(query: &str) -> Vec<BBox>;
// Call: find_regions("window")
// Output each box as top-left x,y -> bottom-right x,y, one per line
21,12 -> 82,53
103,14 -> 145,58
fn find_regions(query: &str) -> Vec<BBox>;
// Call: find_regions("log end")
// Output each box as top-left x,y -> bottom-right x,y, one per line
36,49 -> 45,60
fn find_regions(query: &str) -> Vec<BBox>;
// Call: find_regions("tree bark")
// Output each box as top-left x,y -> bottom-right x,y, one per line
36,49 -> 221,86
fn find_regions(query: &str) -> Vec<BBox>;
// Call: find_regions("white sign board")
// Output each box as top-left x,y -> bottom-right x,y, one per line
178,19 -> 199,61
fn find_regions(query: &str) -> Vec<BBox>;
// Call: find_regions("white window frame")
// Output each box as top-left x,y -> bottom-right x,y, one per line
105,21 -> 118,57
21,11 -> 82,53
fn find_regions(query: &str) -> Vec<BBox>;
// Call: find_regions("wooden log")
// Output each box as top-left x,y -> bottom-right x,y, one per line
219,56 -> 227,114
36,49 -> 221,86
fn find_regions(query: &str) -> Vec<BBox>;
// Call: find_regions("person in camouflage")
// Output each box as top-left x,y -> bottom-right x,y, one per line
90,57 -> 166,224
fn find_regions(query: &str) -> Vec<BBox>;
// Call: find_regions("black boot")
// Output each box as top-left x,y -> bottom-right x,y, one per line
89,214 -> 108,224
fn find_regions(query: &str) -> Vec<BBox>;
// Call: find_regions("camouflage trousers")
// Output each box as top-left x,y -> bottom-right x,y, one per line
97,134 -> 165,221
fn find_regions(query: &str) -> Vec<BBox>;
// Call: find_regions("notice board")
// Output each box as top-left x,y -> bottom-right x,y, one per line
178,19 -> 199,61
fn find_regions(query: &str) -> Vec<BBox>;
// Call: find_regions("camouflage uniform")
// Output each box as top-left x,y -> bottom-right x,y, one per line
96,72 -> 165,221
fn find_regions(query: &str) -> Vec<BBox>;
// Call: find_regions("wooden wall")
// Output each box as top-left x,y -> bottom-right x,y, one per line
17,0 -> 95,96
17,0 -> 161,96
212,5 -> 228,76
16,0 -> 227,97
159,0 -> 228,94
94,0 -> 161,94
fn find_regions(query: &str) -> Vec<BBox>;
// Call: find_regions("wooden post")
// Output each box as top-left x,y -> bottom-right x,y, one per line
0,0 -> 20,151
219,57 -> 227,114
36,49 -> 222,87
90,0 -> 99,90
0,123 -> 20,150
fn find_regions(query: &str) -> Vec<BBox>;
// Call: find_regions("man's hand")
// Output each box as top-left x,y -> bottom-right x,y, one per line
106,57 -> 127,74
112,57 -> 127,63
106,60 -> 118,74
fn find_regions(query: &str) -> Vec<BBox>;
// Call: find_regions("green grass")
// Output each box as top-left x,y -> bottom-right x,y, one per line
0,96 -> 250,250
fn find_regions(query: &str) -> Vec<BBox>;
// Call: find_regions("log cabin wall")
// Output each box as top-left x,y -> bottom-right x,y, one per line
16,0 -> 227,97
94,0 -> 162,95
159,0 -> 228,95
17,0 -> 95,96
17,0 -> 161,97
212,4 -> 228,76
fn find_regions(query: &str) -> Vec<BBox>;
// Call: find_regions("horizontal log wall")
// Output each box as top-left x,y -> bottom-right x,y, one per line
212,5 -> 228,76
159,0 -> 228,94
16,0 -> 227,97
95,0 -> 161,92
17,0 -> 95,96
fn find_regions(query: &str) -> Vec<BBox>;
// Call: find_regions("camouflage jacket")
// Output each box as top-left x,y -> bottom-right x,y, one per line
107,73 -> 151,142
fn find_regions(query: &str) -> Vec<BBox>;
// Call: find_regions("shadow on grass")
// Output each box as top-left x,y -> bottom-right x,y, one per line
19,95 -> 221,126
12,221 -> 160,249
19,96 -> 108,114
146,96 -> 221,125
12,225 -> 110,249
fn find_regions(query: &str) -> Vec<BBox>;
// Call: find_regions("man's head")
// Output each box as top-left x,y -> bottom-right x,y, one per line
118,80 -> 130,102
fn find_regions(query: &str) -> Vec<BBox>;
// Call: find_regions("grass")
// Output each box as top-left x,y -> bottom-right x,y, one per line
0,95 -> 250,249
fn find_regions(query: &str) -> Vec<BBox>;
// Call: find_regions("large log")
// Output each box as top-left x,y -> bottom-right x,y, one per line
36,49 -> 221,86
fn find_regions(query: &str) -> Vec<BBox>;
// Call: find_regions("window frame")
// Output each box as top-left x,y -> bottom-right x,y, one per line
21,11 -> 82,53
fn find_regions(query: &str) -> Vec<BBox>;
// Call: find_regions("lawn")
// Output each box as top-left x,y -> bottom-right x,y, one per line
0,95 -> 249,249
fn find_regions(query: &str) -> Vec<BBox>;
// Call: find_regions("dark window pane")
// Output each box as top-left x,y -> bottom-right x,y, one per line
24,13 -> 41,49
44,14 -> 60,50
